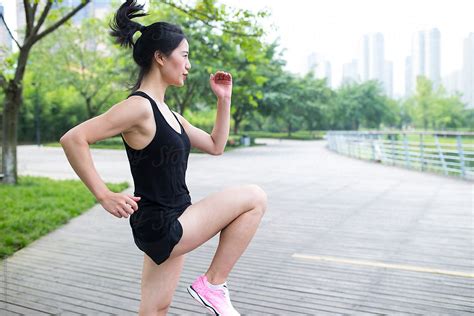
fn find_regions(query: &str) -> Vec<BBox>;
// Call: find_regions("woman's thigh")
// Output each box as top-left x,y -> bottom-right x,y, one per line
169,183 -> 267,259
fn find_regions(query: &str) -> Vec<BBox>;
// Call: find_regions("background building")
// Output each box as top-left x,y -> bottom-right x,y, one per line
307,52 -> 332,87
0,3 -> 12,59
462,33 -> 473,109
342,59 -> 359,84
405,28 -> 441,96
359,33 -> 393,97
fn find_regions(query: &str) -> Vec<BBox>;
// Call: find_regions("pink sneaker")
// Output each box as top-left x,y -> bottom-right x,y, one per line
187,274 -> 240,316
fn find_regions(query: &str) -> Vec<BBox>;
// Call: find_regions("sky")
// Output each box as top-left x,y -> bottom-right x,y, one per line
219,0 -> 473,97
2,0 -> 473,97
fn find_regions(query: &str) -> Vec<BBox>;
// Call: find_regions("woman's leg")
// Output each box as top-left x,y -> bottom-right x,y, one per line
139,253 -> 186,316
169,184 -> 268,284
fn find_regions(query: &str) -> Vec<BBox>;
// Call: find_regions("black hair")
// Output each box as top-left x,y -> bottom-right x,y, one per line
109,0 -> 187,92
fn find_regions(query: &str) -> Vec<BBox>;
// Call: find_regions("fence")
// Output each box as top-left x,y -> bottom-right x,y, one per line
0,111 -> 2,179
325,131 -> 474,181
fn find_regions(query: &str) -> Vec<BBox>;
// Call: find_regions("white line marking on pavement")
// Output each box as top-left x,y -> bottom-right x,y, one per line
292,253 -> 474,278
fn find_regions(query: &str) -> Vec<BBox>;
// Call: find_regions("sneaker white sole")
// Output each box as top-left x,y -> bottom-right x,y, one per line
187,285 -> 220,316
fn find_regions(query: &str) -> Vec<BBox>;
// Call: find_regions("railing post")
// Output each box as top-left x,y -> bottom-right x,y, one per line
457,135 -> 466,178
324,130 -> 472,181
371,134 -> 376,161
348,133 -> 352,157
327,132 -> 332,150
390,134 -> 396,166
378,134 -> 386,163
435,134 -> 448,175
357,133 -> 362,159
403,133 -> 410,168
420,134 -> 425,171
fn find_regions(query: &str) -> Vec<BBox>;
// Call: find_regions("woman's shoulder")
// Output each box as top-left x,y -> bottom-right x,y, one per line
102,95 -> 153,129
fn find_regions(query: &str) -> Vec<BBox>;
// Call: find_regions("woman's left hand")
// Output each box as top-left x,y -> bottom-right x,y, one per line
210,71 -> 232,100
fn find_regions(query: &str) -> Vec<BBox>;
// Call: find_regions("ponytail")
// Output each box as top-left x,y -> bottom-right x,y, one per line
109,1 -> 187,92
109,0 -> 148,48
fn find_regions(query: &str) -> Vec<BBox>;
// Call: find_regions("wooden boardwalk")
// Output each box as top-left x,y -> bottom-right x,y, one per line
1,140 -> 473,315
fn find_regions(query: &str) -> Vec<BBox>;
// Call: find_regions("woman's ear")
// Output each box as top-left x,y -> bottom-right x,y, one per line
154,51 -> 165,66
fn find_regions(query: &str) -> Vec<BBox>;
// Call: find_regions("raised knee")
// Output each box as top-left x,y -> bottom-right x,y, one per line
247,184 -> 268,213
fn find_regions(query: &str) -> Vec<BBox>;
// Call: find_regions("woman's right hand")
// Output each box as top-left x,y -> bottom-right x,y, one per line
97,191 -> 141,218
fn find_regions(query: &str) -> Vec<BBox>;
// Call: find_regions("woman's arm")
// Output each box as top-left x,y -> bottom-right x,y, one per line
175,71 -> 233,155
175,96 -> 231,155
59,96 -> 149,218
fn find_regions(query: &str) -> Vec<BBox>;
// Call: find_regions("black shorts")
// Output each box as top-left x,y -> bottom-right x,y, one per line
129,201 -> 192,265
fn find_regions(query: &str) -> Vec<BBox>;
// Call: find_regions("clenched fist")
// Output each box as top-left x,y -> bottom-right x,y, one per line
210,71 -> 232,100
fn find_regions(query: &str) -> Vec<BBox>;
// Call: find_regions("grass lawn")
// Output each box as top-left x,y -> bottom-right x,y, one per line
379,133 -> 474,146
244,130 -> 325,140
0,176 -> 129,260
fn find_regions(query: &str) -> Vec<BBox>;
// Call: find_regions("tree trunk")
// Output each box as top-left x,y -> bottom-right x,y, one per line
2,81 -> 22,184
233,119 -> 240,135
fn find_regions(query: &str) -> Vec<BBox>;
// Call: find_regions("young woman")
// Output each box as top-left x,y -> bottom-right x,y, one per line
59,1 -> 267,315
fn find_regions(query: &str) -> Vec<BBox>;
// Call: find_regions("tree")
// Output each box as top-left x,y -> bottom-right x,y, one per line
31,17 -> 127,119
332,80 -> 388,130
404,76 -> 467,130
0,0 -> 91,184
0,0 -> 269,184
297,72 -> 333,132
412,76 -> 433,130
111,0 -> 270,135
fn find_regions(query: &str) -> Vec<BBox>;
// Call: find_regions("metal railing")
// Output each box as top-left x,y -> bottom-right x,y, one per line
0,112 -> 2,179
326,131 -> 474,181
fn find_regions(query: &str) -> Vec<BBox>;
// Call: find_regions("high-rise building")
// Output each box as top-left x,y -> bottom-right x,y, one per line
361,35 -> 369,82
53,0 -> 111,23
462,33 -> 474,109
16,0 -> 111,37
0,3 -> 12,58
405,28 -> 441,96
442,70 -> 463,95
360,33 -> 393,97
426,28 -> 441,86
405,56 -> 413,95
307,52 -> 332,87
16,0 -> 26,44
342,59 -> 359,84
384,61 -> 393,97
14,1 -> 113,54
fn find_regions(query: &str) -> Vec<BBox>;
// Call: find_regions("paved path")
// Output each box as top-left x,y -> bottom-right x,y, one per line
1,140 -> 473,315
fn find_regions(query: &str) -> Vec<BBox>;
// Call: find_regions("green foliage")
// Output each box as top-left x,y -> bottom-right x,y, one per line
20,74 -> 87,143
20,11 -> 136,143
151,0 -> 273,134
0,176 -> 128,259
12,1 -> 473,147
403,76 -> 469,130
31,16 -> 129,114
331,80 -> 391,130
183,107 -> 217,132
0,51 -> 18,82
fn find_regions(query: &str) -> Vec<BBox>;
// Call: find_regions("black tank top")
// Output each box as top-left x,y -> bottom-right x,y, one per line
121,91 -> 192,210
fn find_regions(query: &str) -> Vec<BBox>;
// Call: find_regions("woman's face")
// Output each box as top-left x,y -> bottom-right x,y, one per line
160,39 -> 191,87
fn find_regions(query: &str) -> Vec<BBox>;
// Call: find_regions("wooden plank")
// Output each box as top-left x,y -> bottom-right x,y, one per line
6,141 -> 474,315
0,301 -> 51,315
0,308 -> 22,316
